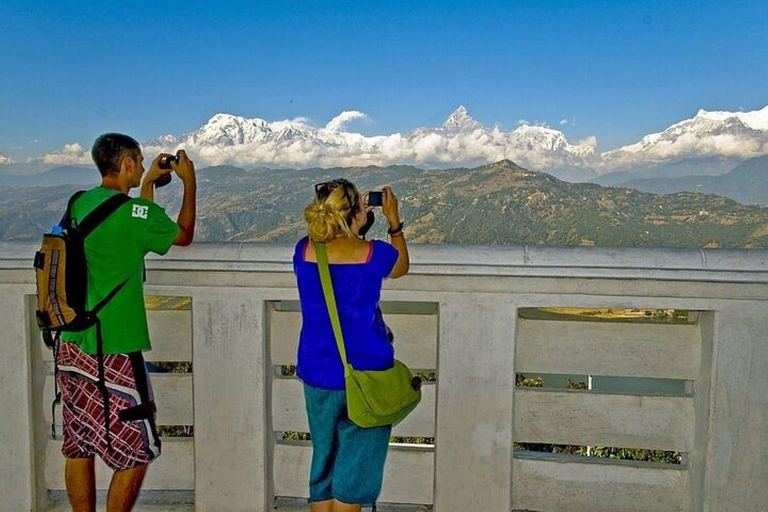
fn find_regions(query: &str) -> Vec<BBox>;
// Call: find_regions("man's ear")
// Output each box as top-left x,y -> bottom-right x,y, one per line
120,156 -> 136,174
119,156 -> 135,177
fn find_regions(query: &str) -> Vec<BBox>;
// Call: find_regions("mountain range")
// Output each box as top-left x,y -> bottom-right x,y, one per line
0,165 -> 94,188
596,154 -> 768,206
1,160 -> 766,248
11,105 -> 768,183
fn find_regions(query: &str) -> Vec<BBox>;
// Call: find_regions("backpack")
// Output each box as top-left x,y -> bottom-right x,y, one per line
34,190 -> 132,447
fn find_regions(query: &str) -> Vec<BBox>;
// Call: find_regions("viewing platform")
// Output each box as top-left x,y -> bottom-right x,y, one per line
1,242 -> 767,512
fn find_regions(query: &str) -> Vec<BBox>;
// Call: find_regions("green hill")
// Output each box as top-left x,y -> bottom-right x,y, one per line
2,160 -> 768,248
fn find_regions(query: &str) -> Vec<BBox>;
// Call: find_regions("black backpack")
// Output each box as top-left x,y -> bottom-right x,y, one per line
34,190 -> 132,447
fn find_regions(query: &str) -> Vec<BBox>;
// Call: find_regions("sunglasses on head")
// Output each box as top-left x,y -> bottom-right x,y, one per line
314,179 -> 358,210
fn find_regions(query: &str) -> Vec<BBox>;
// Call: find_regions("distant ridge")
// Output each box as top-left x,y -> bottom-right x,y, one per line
0,165 -> 96,188
599,154 -> 768,206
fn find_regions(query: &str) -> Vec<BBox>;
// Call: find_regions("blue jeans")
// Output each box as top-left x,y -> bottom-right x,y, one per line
303,383 -> 391,506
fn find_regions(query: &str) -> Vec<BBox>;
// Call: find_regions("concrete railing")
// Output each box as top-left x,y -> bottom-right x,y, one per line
1,241 -> 767,512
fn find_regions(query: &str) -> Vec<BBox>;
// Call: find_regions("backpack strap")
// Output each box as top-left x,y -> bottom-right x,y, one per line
76,193 -> 132,238
94,318 -> 113,452
51,332 -> 62,440
59,190 -> 87,227
77,192 -> 133,451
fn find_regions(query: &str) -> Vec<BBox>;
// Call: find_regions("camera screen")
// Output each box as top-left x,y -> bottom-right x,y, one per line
367,191 -> 383,206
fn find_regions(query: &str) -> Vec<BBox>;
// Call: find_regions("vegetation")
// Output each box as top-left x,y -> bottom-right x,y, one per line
2,160 -> 768,247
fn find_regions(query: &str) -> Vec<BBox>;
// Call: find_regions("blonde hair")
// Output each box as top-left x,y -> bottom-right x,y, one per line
304,182 -> 360,242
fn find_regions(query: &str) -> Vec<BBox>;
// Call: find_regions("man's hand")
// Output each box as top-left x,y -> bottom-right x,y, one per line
171,150 -> 196,184
142,153 -> 174,187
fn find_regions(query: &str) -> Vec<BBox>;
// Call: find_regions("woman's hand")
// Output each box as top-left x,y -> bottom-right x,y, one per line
382,186 -> 400,227
362,192 -> 375,213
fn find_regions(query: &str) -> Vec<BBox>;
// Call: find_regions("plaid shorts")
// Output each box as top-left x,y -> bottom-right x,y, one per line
56,341 -> 161,471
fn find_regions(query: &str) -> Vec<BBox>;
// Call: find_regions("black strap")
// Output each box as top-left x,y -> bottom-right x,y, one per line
118,402 -> 157,422
59,190 -> 87,228
56,191 -> 132,452
94,317 -> 112,452
51,333 -> 62,439
77,192 -> 134,317
77,193 -> 132,238
91,277 -> 131,316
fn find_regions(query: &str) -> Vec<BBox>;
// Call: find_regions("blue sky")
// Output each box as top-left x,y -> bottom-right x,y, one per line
1,0 -> 767,161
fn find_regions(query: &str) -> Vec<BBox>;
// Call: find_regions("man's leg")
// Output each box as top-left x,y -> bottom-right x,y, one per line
65,457 -> 96,512
106,463 -> 148,512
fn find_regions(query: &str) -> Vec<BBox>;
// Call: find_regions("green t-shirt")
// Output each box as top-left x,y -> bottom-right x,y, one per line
61,187 -> 180,355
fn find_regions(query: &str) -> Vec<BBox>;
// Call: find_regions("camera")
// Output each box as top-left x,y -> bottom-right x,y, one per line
158,154 -> 179,170
367,191 -> 383,207
155,154 -> 179,188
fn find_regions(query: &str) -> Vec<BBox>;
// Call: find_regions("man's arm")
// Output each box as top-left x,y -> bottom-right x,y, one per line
170,150 -> 196,246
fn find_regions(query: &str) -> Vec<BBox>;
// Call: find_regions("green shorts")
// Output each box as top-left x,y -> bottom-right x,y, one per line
303,383 -> 392,506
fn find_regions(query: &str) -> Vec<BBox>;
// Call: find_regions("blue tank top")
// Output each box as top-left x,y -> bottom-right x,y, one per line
293,236 -> 400,390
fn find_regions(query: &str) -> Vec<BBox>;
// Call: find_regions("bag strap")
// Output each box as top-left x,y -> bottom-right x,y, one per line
60,190 -> 87,227
72,192 -> 135,316
51,332 -> 62,440
90,277 -> 131,316
76,193 -> 132,238
314,241 -> 350,376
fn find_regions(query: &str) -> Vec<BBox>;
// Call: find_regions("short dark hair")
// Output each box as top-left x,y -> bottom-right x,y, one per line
91,133 -> 141,177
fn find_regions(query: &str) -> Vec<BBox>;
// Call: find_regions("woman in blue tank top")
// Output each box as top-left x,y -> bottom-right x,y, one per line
293,179 -> 409,512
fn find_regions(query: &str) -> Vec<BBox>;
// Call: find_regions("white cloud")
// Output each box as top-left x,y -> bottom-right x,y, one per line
133,109 -> 603,180
32,143 -> 91,165
324,111 -> 368,133
560,119 -> 568,125
33,105 -> 768,179
0,154 -> 14,164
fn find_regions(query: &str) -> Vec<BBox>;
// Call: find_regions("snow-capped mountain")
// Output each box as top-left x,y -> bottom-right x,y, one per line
142,106 -> 598,181
442,105 -> 483,134
601,106 -> 768,175
34,104 -> 768,182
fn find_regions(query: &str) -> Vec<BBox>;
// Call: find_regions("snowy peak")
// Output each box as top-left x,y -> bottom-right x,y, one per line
695,105 -> 768,131
443,105 -> 482,133
189,113 -> 271,146
512,124 -> 596,158
602,104 -> 768,170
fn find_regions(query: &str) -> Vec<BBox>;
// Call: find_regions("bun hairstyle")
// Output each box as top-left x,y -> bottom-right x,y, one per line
304,181 -> 361,243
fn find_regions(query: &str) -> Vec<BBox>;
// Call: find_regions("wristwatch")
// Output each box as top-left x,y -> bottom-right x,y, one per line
388,221 -> 404,236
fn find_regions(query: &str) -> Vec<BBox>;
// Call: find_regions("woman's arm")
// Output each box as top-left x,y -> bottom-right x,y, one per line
382,186 -> 409,279
388,231 -> 409,278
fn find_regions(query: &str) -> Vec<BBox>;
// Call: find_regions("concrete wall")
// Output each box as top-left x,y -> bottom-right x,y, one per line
0,242 -> 766,512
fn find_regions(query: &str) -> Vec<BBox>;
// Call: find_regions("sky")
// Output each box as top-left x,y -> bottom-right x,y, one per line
1,0 -> 767,162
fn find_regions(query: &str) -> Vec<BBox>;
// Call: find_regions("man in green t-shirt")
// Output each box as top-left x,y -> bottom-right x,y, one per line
56,133 -> 196,512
